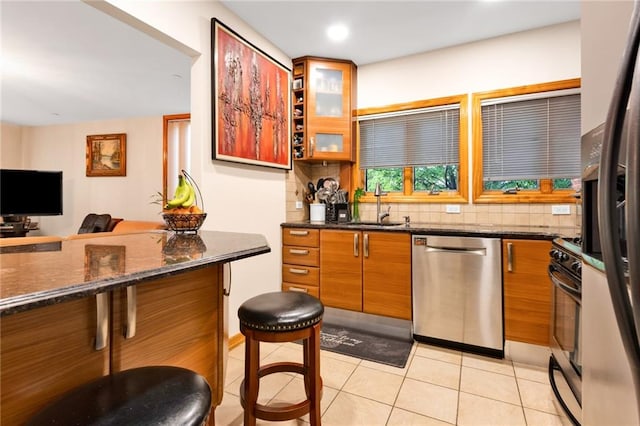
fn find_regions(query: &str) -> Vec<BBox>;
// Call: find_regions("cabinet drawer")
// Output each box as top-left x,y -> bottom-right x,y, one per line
282,282 -> 319,298
282,264 -> 319,286
282,228 -> 319,247
282,245 -> 319,267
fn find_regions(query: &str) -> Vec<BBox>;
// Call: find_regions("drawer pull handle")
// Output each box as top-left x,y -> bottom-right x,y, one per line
289,230 -> 309,236
364,233 -> 369,258
125,286 -> 137,339
289,286 -> 308,293
354,233 -> 359,257
289,268 -> 309,275
507,242 -> 514,272
95,293 -> 108,351
289,248 -> 309,255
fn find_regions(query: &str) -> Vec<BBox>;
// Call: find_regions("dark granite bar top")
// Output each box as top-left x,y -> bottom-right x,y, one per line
282,221 -> 579,240
0,230 -> 270,316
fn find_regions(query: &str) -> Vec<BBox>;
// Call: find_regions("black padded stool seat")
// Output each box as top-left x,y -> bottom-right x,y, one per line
26,366 -> 212,426
238,291 -> 324,426
238,291 -> 324,331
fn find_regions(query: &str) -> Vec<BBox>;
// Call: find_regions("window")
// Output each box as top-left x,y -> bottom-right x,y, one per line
355,95 -> 468,203
163,114 -> 191,203
472,79 -> 581,203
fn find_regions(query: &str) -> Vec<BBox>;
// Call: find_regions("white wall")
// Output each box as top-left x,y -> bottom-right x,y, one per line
0,0 -> 289,337
16,116 -> 163,235
0,122 -> 24,167
581,1 -> 634,133
357,21 -> 580,210
358,21 -> 580,107
3,7 -> 581,337
97,0 -> 290,337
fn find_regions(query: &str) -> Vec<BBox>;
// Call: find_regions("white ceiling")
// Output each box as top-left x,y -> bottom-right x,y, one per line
1,1 -> 192,127
221,0 -> 580,66
0,0 -> 580,127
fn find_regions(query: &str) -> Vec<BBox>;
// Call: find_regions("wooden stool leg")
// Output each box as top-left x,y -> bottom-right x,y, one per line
308,322 -> 322,426
244,334 -> 260,426
303,338 -> 310,395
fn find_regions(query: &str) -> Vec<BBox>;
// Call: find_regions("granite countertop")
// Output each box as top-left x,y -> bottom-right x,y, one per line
282,221 -> 579,240
0,230 -> 270,316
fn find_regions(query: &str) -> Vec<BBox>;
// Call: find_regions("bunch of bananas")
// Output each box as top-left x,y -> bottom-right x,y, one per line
164,174 -> 202,213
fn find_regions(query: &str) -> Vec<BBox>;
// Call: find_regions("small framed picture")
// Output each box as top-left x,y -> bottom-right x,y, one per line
293,79 -> 303,90
86,133 -> 126,177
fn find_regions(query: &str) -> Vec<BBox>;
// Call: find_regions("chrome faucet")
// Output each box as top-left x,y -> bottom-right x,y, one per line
374,182 -> 390,223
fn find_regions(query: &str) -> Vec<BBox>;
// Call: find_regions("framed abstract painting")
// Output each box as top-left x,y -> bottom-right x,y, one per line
211,18 -> 292,170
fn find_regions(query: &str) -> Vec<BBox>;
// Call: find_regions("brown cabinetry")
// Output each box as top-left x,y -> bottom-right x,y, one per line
319,230 -> 362,311
503,239 -> 552,346
320,230 -> 411,320
363,232 -> 412,320
1,298 -> 109,426
1,265 -> 224,425
282,227 -> 320,297
111,266 -> 224,403
292,57 -> 357,162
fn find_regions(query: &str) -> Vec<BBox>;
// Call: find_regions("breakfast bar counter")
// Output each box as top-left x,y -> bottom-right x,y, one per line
0,230 -> 270,425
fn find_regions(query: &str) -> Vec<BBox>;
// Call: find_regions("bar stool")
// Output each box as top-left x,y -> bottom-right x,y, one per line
26,366 -> 212,425
238,291 -> 324,425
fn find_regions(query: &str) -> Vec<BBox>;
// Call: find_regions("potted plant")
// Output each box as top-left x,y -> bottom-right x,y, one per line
352,187 -> 364,222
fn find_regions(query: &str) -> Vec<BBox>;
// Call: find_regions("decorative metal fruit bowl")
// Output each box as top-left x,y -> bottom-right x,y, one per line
162,169 -> 206,233
162,212 -> 207,233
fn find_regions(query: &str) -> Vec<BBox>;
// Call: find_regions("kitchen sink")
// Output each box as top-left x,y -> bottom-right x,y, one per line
343,221 -> 404,227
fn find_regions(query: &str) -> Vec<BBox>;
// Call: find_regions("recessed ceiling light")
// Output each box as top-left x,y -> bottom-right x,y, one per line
327,24 -> 349,42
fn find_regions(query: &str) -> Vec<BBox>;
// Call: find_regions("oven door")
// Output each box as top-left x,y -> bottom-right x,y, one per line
548,263 -> 582,425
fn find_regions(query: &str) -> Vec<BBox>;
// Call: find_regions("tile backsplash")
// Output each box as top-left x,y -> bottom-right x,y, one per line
285,163 -> 581,234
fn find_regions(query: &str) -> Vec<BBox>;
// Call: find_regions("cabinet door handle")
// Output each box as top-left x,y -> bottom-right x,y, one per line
354,233 -> 359,257
289,248 -> 309,255
310,137 -> 315,157
125,286 -> 137,339
289,230 -> 309,236
507,242 -> 514,272
95,293 -> 109,351
288,286 -> 308,293
223,262 -> 232,297
289,268 -> 309,275
364,233 -> 369,258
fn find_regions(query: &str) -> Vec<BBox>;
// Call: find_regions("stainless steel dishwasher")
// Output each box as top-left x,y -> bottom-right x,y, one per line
412,235 -> 503,357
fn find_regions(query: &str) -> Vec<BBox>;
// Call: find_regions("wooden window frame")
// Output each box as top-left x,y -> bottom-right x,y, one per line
352,94 -> 469,204
471,78 -> 581,204
163,113 -> 191,204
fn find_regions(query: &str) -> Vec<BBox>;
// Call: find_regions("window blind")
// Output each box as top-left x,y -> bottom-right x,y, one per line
481,93 -> 580,181
359,106 -> 460,169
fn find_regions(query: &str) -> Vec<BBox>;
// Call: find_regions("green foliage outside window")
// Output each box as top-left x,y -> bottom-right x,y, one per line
365,165 -> 459,193
483,180 -> 538,191
365,168 -> 403,192
483,178 -> 573,191
414,165 -> 458,191
553,178 -> 573,190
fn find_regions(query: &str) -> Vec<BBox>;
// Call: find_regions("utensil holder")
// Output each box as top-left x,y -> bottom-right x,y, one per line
326,203 -> 349,223
310,204 -> 325,222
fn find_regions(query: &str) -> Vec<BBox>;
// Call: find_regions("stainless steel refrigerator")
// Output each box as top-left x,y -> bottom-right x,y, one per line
581,1 -> 640,424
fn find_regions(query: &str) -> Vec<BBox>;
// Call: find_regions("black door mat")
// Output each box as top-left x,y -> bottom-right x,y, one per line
315,322 -> 413,368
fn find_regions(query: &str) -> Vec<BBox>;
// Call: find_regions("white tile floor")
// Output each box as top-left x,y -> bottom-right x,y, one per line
215,341 -> 570,426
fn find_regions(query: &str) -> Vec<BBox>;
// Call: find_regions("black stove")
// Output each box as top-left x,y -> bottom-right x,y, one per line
551,237 -> 583,283
549,236 -> 583,425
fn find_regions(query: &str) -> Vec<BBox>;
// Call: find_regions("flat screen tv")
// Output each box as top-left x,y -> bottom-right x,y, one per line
0,169 -> 63,219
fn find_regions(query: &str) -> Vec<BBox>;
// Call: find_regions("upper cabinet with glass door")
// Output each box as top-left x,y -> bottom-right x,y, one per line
292,57 -> 357,162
